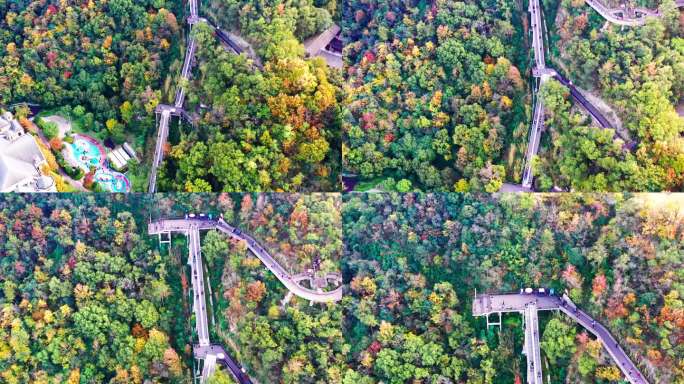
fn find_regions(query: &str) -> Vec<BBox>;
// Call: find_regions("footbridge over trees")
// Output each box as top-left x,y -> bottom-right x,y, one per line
147,0 -> 251,193
473,291 -> 649,384
148,216 -> 343,382
148,0 -> 200,193
521,0 -> 551,189
514,0 -> 675,190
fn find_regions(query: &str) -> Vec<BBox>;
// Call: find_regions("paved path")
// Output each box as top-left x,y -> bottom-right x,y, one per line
30,120 -> 88,192
473,292 -> 648,384
200,349 -> 217,382
148,217 -> 219,383
148,107 -> 171,193
214,218 -> 343,302
553,72 -> 611,129
552,72 -> 638,151
188,225 -> 211,346
146,0 -> 258,192
175,38 -> 197,108
149,217 -> 217,383
513,0 -> 680,189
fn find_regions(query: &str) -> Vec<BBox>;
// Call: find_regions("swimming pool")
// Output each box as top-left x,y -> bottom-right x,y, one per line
63,134 -> 131,192
64,135 -> 104,171
95,169 -> 131,193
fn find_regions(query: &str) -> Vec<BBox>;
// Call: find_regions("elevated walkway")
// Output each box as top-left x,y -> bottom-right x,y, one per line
473,292 -> 649,384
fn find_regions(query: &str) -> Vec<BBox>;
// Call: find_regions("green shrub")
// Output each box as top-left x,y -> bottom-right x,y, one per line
396,179 -> 412,193
37,118 -> 59,139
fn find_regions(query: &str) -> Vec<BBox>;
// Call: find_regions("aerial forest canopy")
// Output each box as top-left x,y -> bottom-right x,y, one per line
343,0 -> 527,192
538,0 -> 684,191
0,194 -> 186,384
158,0 -> 343,192
342,0 -> 684,192
0,0 -> 181,144
342,193 -> 684,383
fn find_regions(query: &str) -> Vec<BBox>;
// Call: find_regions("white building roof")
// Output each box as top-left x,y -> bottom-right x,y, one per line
0,134 -> 50,192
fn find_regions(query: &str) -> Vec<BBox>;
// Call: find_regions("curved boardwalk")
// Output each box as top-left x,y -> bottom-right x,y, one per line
584,0 -> 684,26
148,216 -> 343,382
473,292 -> 648,384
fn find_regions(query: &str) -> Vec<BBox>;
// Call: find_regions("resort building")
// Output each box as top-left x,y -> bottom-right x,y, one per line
0,112 -> 56,192
303,24 -> 343,68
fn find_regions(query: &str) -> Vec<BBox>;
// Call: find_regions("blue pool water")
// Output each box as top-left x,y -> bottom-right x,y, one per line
64,134 -> 131,192
95,170 -> 130,193
68,137 -> 102,170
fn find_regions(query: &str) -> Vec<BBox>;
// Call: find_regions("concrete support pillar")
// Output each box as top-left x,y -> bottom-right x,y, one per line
486,312 -> 502,331
159,231 -> 171,246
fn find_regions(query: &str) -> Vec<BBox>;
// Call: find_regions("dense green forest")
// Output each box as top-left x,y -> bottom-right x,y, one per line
196,193 -> 346,383
0,193 -> 347,383
342,193 -> 683,383
0,194 -> 187,383
342,0 -> 529,192
0,0 -> 181,165
157,0 -> 343,192
538,0 -> 684,191
342,0 -> 684,192
1,192 -> 683,383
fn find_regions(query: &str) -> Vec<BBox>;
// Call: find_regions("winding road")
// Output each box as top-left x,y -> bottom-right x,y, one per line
214,218 -> 343,302
149,217 -> 343,302
473,292 -> 648,384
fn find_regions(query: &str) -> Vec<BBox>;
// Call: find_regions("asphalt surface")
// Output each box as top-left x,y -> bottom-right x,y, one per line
552,73 -> 612,128
473,293 -> 648,384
